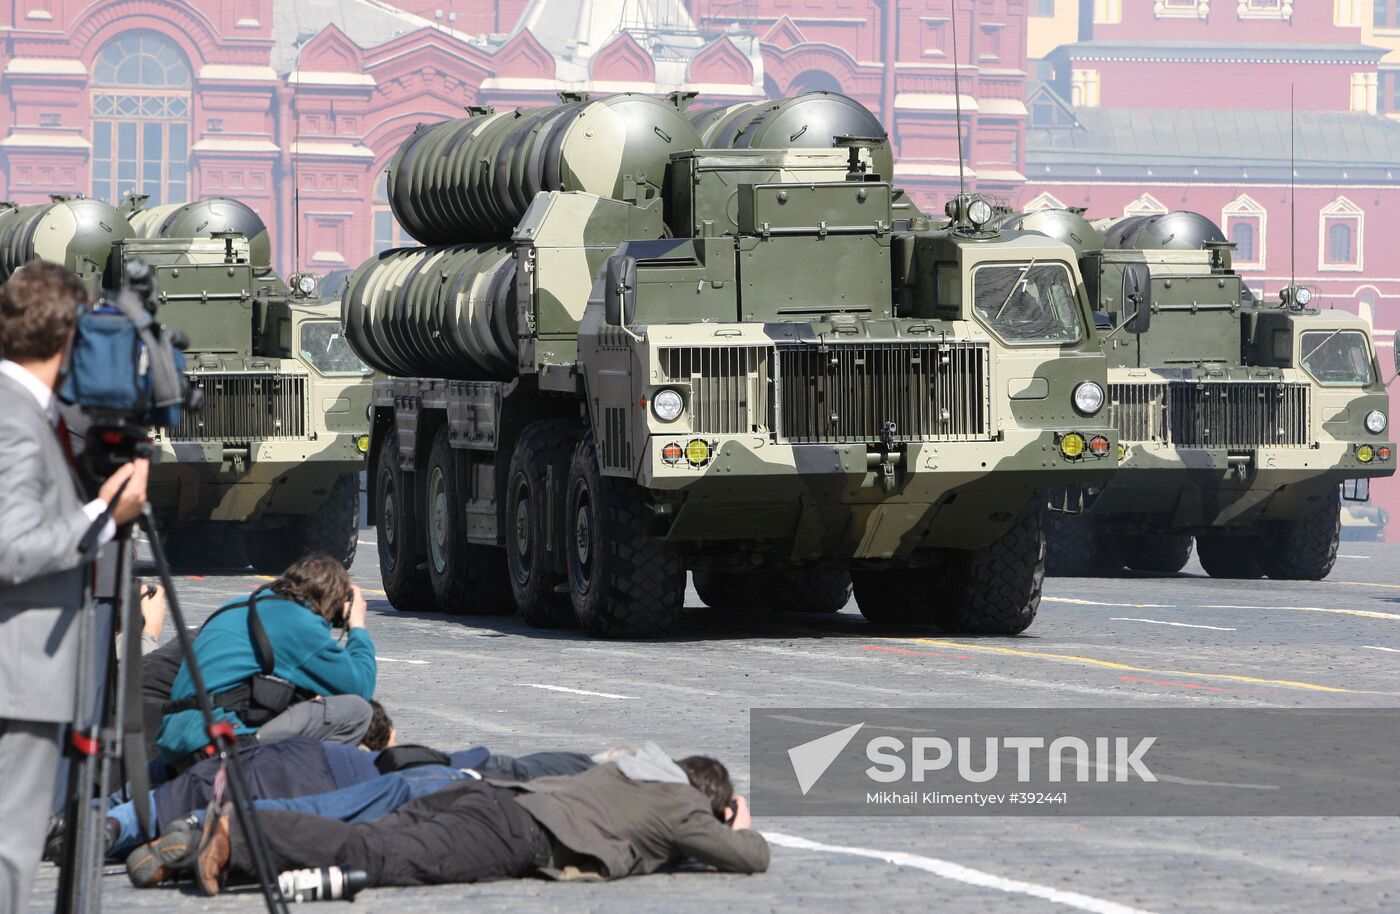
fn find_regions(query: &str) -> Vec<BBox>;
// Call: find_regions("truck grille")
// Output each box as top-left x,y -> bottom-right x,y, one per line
1110,381 -> 1310,448
170,372 -> 308,441
660,346 -> 773,436
776,341 -> 990,444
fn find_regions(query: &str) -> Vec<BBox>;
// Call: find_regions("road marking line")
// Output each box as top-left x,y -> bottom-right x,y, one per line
1202,603 -> 1400,622
376,656 -> 429,665
1045,597 -> 1174,609
905,639 -> 1352,693
1119,676 -> 1266,694
1334,580 -> 1400,590
764,833 -> 1158,914
1362,645 -> 1400,654
253,574 -> 277,582
518,683 -> 637,700
1337,554 -> 1369,559
1110,617 -> 1237,631
864,645 -> 974,660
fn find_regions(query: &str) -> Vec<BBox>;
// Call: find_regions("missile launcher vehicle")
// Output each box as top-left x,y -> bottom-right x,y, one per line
347,91 -> 1120,638
1011,207 -> 1395,579
0,194 -> 372,572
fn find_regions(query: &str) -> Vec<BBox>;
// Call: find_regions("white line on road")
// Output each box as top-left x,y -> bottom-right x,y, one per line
764,832 -> 1158,914
1110,617 -> 1237,631
518,683 -> 637,700
1362,645 -> 1400,654
1203,603 -> 1400,622
1045,597 -> 1174,609
1337,554 -> 1369,559
376,656 -> 429,665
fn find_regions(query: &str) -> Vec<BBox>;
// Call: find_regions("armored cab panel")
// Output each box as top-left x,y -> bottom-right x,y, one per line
114,236 -> 257,355
0,197 -> 133,287
388,94 -> 699,245
131,197 -> 273,268
689,91 -> 894,181
667,148 -> 858,238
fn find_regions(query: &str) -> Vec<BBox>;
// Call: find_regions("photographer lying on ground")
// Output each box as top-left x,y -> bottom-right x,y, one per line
156,554 -> 378,769
131,743 -> 767,894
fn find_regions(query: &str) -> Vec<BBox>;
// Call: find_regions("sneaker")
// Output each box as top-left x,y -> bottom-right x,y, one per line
194,803 -> 233,897
125,824 -> 197,888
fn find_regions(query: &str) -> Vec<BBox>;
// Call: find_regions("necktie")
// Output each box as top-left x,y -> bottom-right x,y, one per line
55,414 -> 82,478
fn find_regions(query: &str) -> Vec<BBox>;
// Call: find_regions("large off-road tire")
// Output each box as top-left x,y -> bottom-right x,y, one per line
243,528 -> 296,576
566,433 -> 685,638
1194,533 -> 1263,579
851,568 -> 941,626
1044,508 -> 1120,576
941,502 -> 1045,634
1257,487 -> 1342,581
425,428 -> 512,615
288,473 -> 360,568
168,526 -> 247,572
506,419 -> 581,628
696,569 -> 853,613
376,427 -> 435,611
1119,533 -> 1194,574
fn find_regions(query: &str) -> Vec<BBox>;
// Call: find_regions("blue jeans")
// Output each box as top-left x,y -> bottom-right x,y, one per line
109,768 -> 469,859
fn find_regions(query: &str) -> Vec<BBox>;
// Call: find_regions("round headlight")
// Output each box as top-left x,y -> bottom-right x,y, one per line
968,198 -> 993,227
652,388 -> 684,422
296,274 -> 317,296
1294,287 -> 1313,306
1365,409 -> 1387,434
1073,381 -> 1105,416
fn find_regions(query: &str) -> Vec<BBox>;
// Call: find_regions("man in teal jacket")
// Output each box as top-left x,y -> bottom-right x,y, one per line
157,555 -> 377,765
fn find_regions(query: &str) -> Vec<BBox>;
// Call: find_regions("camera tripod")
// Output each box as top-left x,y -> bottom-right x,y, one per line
54,504 -> 289,913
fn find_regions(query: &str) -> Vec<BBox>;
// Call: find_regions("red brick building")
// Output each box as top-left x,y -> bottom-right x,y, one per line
0,0 -> 1025,277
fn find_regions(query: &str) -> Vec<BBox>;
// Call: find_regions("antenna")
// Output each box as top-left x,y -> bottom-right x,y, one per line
1289,83 -> 1296,296
950,0 -> 967,198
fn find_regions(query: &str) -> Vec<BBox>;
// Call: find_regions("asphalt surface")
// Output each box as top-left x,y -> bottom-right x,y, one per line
29,535 -> 1400,913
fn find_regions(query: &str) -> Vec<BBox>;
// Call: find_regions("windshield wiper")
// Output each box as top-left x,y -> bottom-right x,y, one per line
994,260 -> 1037,321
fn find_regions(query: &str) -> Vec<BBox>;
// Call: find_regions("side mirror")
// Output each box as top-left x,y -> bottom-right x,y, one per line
603,255 -> 637,327
1121,262 -> 1151,334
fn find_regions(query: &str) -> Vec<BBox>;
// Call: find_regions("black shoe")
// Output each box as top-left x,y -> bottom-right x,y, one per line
42,815 -> 65,863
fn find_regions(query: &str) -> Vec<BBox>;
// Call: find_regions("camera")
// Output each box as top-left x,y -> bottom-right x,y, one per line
58,256 -> 201,469
276,866 -> 368,903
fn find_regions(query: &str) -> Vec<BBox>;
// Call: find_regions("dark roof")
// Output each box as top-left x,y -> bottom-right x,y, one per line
1048,40 -> 1386,64
1027,108 -> 1400,181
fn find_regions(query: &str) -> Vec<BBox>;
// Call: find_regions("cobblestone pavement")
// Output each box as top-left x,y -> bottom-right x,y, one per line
29,535 -> 1400,913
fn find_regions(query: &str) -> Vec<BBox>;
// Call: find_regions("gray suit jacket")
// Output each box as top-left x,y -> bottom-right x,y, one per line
0,370 -> 96,723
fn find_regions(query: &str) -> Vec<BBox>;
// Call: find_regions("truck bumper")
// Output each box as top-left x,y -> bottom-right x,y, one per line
639,428 -> 1116,560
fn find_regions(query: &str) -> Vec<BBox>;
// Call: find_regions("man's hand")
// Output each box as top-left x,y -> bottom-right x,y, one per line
724,794 -> 752,831
345,584 -> 368,630
97,458 -> 148,526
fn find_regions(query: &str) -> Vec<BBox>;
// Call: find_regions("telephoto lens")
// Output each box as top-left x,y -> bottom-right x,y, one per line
276,866 -> 369,902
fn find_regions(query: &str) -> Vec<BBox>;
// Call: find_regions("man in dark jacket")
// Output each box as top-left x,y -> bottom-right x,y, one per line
136,748 -> 768,894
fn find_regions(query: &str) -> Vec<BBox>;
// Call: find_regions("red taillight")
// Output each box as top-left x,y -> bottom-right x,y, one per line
661,443 -> 684,465
1088,435 -> 1111,457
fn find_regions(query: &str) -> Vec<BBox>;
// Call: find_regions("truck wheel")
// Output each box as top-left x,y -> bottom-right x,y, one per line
696,569 -> 852,613
243,528 -> 297,575
940,501 -> 1044,634
1119,534 -> 1193,574
506,419 -> 580,628
1194,534 -> 1263,579
566,433 -> 684,638
1257,487 -> 1341,581
1044,509 -> 1120,576
376,427 -> 435,611
168,527 -> 247,572
289,473 -> 360,568
425,428 -> 512,615
693,571 -> 762,610
851,569 -> 937,626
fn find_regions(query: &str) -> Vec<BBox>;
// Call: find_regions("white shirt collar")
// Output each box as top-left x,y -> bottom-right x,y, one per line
0,359 -> 58,425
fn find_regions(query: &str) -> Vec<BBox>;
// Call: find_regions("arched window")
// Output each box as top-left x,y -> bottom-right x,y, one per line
1328,222 -> 1353,264
1230,221 -> 1255,263
373,172 -> 408,254
91,30 -> 191,205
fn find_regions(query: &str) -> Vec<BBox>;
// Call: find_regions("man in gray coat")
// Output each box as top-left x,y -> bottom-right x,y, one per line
0,261 -> 148,913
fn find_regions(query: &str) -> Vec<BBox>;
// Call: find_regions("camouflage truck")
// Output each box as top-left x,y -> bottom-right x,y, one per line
0,194 -> 372,572
1005,208 -> 1395,580
346,91 -> 1119,639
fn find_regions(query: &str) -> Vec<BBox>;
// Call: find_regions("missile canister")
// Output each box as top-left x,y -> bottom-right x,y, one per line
689,91 -> 894,181
340,244 -> 518,381
130,196 -> 272,266
0,196 -> 133,280
387,93 -> 700,246
1104,211 -> 1225,251
999,209 -> 1104,257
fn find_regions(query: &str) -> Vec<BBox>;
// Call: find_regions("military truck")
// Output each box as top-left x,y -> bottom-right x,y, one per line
345,91 -> 1119,638
1005,208 -> 1394,580
0,194 -> 372,572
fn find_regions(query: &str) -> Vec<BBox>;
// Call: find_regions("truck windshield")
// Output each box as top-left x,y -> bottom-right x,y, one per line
972,261 -> 1083,344
300,321 -> 372,377
1300,330 -> 1373,386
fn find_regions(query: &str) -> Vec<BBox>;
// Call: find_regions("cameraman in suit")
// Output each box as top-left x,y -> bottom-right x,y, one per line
0,261 -> 148,913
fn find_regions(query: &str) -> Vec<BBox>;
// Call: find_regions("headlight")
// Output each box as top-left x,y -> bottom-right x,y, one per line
295,273 -> 317,296
1357,444 -> 1375,464
1294,287 -> 1313,306
1365,410 -> 1387,434
354,435 -> 370,454
968,198 -> 993,227
651,388 -> 684,422
1059,432 -> 1086,459
1073,381 -> 1105,416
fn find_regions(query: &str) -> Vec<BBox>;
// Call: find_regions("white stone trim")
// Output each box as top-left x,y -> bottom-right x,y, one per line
979,98 -> 1028,116
5,58 -> 87,75
1222,193 -> 1267,269
0,133 -> 90,148
1123,193 -> 1169,216
1237,0 -> 1291,20
190,138 -> 281,153
287,71 -> 377,87
289,141 -> 375,158
1318,196 -> 1364,272
1155,0 -> 1209,19
894,93 -> 980,112
1025,191 -> 1067,212
893,162 -> 977,177
198,64 -> 279,82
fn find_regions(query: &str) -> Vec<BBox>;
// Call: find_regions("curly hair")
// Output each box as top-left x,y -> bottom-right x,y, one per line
270,553 -> 354,624
0,261 -> 87,362
361,700 -> 393,751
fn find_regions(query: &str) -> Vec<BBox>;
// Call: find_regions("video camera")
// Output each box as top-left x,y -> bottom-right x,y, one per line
59,256 -> 201,468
